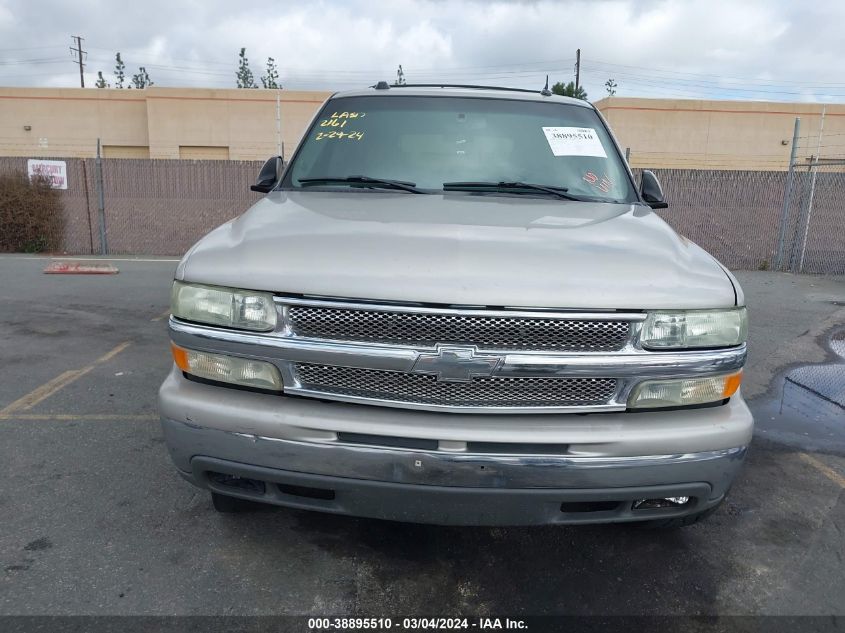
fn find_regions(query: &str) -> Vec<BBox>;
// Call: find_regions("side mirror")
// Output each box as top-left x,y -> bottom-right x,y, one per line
251,156 -> 283,193
640,170 -> 668,209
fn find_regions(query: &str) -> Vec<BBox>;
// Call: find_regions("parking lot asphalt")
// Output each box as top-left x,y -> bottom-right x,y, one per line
0,255 -> 843,617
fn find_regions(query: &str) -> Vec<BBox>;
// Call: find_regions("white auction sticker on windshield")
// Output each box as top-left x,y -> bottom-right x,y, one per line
542,127 -> 607,158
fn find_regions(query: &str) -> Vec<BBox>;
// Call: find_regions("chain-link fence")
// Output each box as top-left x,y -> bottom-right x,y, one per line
1,155 -> 844,272
0,156 -> 263,256
775,162 -> 845,274
632,168 -> 791,271
97,158 -> 263,255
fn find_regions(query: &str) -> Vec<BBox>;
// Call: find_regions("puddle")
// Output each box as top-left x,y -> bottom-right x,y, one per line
751,329 -> 845,454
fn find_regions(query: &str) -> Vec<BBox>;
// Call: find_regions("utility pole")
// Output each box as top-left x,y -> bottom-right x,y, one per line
575,48 -> 581,91
70,35 -> 86,87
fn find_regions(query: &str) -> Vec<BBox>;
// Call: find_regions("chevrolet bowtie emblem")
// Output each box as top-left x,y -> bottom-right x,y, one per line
411,346 -> 503,383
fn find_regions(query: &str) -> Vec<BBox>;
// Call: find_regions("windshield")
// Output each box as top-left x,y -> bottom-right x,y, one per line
284,95 -> 636,203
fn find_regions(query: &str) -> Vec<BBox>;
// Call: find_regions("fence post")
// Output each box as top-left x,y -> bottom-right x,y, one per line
95,138 -> 108,255
774,117 -> 800,271
276,89 -> 282,158
797,105 -> 826,273
80,159 -> 95,254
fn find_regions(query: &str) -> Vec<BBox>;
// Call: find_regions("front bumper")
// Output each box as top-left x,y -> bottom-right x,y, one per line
159,369 -> 752,526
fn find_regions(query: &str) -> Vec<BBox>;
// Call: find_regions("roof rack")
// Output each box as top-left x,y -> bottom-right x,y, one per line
378,83 -> 548,95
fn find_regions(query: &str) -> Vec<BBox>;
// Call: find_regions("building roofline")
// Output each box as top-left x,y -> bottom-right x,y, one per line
593,95 -> 845,114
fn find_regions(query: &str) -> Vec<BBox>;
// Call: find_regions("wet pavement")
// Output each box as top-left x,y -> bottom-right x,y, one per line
787,331 -> 845,408
752,328 -> 845,454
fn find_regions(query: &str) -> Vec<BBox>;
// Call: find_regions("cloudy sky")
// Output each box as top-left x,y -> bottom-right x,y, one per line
2,0 -> 845,102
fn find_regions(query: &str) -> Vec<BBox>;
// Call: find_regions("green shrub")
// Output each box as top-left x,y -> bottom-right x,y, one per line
0,171 -> 64,253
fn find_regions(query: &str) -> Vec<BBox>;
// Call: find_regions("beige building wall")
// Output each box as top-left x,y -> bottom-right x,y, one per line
3,87 -> 843,170
103,145 -> 150,159
0,88 -> 149,157
595,97 -> 845,171
178,145 -> 230,160
143,88 -> 330,160
0,86 -> 331,161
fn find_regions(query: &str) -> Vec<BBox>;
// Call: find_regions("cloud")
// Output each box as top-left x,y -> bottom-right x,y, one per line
0,0 -> 843,102
0,2 -> 13,26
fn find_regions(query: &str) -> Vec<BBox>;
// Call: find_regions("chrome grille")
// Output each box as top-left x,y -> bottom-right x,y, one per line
295,363 -> 618,408
287,306 -> 630,352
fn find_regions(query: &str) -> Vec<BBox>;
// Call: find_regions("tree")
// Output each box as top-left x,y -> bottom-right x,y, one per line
114,53 -> 126,89
131,66 -> 153,89
551,80 -> 588,100
605,78 -> 617,96
261,57 -> 280,89
95,71 -> 109,89
393,64 -> 406,86
236,48 -> 257,88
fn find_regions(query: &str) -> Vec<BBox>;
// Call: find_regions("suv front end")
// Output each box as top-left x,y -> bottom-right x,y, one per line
158,86 -> 752,526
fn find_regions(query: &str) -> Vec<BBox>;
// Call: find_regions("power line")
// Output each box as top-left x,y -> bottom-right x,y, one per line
11,42 -> 845,88
81,54 -> 578,78
585,58 -> 845,87
581,64 -> 845,94
69,36 -> 86,88
83,49 -> 579,75
0,57 -> 70,66
7,44 -> 845,99
0,45 -> 66,53
0,71 -> 78,79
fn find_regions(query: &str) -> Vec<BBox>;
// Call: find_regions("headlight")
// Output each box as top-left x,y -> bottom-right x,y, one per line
641,308 -> 747,349
171,343 -> 282,391
171,281 -> 277,331
628,371 -> 742,409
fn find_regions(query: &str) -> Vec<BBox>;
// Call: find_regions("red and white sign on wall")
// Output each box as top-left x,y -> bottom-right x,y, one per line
27,159 -> 68,190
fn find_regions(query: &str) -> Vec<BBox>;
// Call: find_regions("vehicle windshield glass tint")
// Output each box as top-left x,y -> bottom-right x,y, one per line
284,95 -> 636,202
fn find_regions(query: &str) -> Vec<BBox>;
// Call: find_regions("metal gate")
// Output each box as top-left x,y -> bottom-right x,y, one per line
776,160 -> 845,274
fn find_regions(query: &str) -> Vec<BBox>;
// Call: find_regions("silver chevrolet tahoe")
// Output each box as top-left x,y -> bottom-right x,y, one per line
158,85 -> 751,527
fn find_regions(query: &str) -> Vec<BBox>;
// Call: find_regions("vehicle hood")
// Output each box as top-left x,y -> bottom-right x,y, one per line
177,191 -> 736,310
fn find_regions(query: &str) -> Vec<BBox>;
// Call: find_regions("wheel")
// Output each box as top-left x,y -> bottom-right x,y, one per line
632,499 -> 723,529
211,491 -> 255,513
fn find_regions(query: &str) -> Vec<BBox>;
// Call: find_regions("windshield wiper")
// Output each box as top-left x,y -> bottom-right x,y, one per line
443,181 -> 583,201
297,175 -> 426,194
